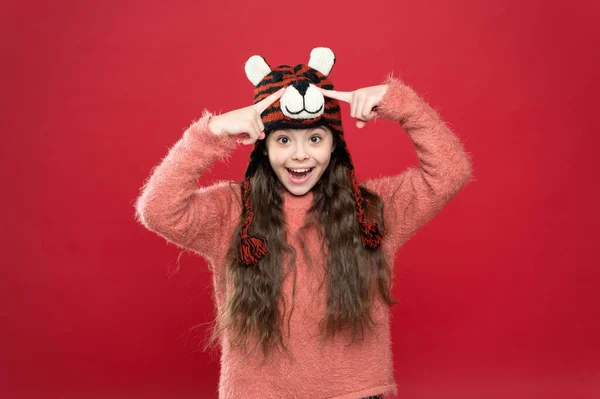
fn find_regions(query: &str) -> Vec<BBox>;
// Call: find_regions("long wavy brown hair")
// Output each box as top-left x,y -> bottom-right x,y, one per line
206,134 -> 397,359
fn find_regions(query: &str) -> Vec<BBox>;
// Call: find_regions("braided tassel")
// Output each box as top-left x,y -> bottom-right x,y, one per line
359,220 -> 382,249
347,169 -> 383,250
236,177 -> 268,266
238,235 -> 268,266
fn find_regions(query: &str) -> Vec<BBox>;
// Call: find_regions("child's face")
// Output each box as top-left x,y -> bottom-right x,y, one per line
265,126 -> 335,196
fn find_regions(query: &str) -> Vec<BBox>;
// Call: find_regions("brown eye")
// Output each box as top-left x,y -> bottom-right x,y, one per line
310,135 -> 321,143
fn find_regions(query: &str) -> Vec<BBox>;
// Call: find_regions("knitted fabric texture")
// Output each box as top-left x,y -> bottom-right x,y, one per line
238,47 -> 382,266
134,77 -> 473,398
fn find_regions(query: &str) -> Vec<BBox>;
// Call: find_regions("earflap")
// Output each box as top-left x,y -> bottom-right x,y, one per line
347,168 -> 383,249
307,47 -> 336,76
245,55 -> 272,86
237,176 -> 268,267
332,125 -> 383,250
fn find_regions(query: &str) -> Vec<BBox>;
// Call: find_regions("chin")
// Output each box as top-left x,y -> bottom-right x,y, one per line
285,186 -> 312,196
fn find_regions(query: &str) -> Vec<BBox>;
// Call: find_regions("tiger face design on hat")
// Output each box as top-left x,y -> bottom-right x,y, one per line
244,47 -> 341,133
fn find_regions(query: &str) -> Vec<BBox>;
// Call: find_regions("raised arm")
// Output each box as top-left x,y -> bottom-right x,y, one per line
364,77 -> 473,249
134,112 -> 241,261
321,77 -> 473,250
135,89 -> 286,263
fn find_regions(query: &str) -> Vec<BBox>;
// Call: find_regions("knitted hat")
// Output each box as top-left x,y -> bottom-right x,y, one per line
237,47 -> 382,266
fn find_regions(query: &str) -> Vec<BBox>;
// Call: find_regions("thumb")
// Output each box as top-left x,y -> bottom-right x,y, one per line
356,120 -> 367,129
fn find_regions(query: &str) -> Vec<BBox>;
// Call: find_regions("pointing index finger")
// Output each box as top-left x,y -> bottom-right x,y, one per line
253,87 -> 286,115
319,88 -> 352,104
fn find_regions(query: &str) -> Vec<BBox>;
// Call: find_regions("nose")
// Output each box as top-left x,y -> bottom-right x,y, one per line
292,142 -> 309,161
293,80 -> 310,97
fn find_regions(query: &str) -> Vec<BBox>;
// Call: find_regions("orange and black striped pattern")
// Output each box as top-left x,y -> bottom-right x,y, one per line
252,64 -> 342,135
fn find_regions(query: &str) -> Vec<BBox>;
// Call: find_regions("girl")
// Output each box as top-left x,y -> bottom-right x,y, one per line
135,48 -> 472,399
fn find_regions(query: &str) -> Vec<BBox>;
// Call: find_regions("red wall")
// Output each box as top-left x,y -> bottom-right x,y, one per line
2,0 -> 599,398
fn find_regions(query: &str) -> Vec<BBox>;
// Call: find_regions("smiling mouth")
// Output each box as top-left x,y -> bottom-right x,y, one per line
286,167 -> 314,182
284,104 -> 324,115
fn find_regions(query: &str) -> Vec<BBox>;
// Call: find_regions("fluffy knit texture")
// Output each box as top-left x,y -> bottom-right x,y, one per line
135,77 -> 473,399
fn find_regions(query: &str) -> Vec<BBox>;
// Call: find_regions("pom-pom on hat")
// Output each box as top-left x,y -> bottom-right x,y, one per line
237,47 -> 382,267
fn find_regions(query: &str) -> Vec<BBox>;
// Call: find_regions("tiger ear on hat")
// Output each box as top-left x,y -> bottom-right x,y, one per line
245,55 -> 272,86
308,47 -> 336,76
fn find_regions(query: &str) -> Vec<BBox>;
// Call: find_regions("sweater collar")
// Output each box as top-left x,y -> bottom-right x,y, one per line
282,190 -> 314,212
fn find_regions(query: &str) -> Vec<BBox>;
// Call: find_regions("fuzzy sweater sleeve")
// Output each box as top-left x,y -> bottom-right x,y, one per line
363,77 -> 473,250
134,111 -> 241,265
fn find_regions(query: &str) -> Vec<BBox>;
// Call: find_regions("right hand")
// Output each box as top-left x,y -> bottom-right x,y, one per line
319,85 -> 387,129
208,88 -> 285,145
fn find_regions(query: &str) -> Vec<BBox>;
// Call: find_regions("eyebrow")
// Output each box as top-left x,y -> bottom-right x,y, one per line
275,127 -> 329,137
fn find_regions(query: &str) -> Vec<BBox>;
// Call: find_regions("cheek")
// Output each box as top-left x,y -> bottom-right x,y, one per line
314,147 -> 333,166
267,148 -> 288,168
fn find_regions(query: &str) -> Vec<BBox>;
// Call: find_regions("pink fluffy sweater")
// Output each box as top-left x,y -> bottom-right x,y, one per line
135,77 -> 472,399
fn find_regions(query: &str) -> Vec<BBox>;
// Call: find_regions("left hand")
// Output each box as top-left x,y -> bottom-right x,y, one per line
319,85 -> 388,129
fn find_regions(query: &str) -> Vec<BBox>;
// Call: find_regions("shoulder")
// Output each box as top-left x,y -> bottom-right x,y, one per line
187,180 -> 243,263
360,173 -> 409,201
199,180 -> 243,211
198,180 -> 241,196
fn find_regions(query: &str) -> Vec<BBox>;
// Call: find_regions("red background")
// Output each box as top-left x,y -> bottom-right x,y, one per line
2,0 -> 599,398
